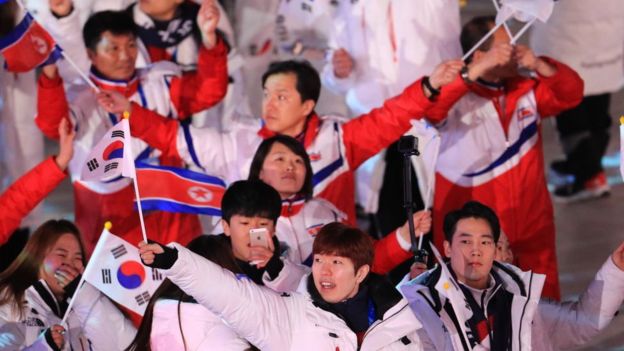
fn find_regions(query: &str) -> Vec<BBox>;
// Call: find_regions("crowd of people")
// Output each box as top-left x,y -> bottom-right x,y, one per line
1,0 -> 623,350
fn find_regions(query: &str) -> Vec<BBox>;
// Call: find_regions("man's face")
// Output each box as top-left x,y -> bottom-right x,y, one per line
262,73 -> 314,137
138,0 -> 183,21
444,217 -> 496,290
222,215 -> 275,261
312,253 -> 369,303
88,31 -> 138,81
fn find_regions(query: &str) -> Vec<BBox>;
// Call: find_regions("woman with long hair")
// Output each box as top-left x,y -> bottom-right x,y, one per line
126,235 -> 257,351
248,135 -> 431,273
0,219 -> 136,350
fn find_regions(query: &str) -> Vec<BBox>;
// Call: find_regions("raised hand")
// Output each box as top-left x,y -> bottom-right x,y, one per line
398,210 -> 432,244
611,241 -> 624,271
46,324 -> 66,349
96,91 -> 131,115
332,48 -> 354,79
138,241 -> 164,266
466,42 -> 513,81
429,59 -> 464,90
515,44 -> 556,77
139,241 -> 178,269
197,0 -> 220,49
55,118 -> 75,171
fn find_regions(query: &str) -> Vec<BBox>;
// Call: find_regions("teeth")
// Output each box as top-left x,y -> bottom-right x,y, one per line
321,282 -> 333,288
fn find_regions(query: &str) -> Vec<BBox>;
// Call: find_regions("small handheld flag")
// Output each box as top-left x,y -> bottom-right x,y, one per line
82,223 -> 164,315
80,119 -> 135,182
0,12 -> 62,72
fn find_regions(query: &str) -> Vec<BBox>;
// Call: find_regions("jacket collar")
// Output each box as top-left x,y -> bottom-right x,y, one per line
31,280 -> 65,318
257,113 -> 321,149
306,273 -> 403,322
280,194 -> 306,217
89,66 -> 139,98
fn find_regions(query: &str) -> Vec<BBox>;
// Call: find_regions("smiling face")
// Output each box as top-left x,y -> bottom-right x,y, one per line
311,253 -> 369,303
444,217 -> 496,290
261,73 -> 314,137
39,233 -> 84,297
222,215 -> 275,261
259,142 -> 306,199
88,31 -> 138,81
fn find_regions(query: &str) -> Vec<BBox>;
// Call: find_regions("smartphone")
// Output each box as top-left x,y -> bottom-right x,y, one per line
249,228 -> 270,248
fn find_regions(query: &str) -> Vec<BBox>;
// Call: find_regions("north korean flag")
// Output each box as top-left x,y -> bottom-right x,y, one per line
135,163 -> 226,216
0,12 -> 62,72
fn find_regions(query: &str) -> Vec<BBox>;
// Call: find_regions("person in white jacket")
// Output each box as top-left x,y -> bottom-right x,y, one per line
530,0 -> 624,202
400,201 -> 624,350
125,235 -> 255,351
139,222 -> 432,350
320,0 -> 463,245
0,219 -> 136,350
247,134 -> 432,274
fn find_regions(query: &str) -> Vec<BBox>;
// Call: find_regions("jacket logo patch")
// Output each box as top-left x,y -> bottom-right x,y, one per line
307,223 -> 324,237
517,107 -> 534,120
309,152 -> 321,162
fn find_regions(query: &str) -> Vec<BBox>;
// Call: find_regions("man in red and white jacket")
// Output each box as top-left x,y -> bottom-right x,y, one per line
35,8 -> 228,252
425,16 -> 584,300
99,59 -> 464,224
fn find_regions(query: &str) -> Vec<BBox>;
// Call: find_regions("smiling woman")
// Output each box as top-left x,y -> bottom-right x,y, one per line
0,219 -> 136,350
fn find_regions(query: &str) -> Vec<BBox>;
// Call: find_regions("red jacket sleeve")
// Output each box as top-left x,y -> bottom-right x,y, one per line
35,73 -> 71,140
342,78 -> 433,169
533,57 -> 584,118
169,37 -> 229,118
0,157 -> 66,245
424,74 -> 470,124
129,102 -> 181,161
371,233 -> 412,275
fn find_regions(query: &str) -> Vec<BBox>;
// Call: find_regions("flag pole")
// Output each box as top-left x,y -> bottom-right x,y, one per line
462,19 -> 507,61
59,221 -> 112,326
491,0 -> 513,39
14,0 -> 100,92
123,111 -> 148,243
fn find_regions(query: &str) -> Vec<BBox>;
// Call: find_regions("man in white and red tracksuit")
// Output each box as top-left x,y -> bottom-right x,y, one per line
426,16 -> 584,300
97,59 -> 464,225
35,9 -> 228,252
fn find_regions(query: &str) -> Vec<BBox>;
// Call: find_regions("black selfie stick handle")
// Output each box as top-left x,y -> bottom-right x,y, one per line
399,136 -> 428,264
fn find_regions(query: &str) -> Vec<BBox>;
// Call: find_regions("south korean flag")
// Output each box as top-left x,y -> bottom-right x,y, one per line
83,222 -> 164,315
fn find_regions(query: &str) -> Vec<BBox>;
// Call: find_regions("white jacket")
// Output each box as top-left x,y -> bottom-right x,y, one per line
150,299 -> 252,351
321,0 -> 461,116
277,197 -> 345,266
530,0 -> 624,96
400,258 -> 624,350
163,243 -> 429,350
0,280 -> 136,351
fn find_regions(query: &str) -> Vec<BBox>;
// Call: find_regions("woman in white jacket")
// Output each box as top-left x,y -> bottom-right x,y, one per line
247,135 -> 432,279
125,235 -> 256,351
0,219 -> 136,350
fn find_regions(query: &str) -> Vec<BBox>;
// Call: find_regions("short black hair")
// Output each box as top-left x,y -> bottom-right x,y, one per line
82,10 -> 137,51
221,180 -> 282,224
261,60 -> 321,105
248,135 -> 314,200
460,16 -> 496,63
443,201 -> 500,243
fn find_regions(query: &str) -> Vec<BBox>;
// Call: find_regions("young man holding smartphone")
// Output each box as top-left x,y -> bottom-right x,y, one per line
140,222 -> 430,350
212,179 -> 308,292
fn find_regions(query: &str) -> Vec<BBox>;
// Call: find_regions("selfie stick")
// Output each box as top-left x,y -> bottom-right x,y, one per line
399,135 -> 428,264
